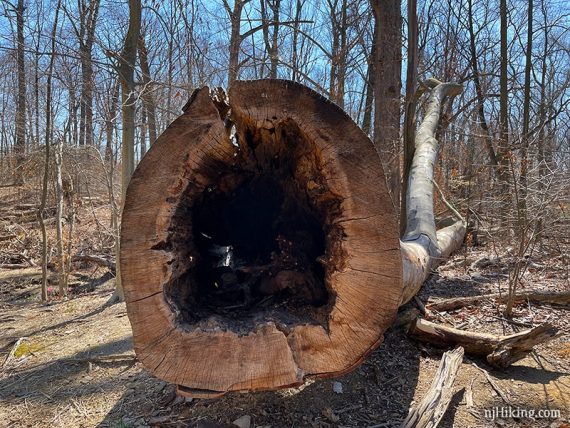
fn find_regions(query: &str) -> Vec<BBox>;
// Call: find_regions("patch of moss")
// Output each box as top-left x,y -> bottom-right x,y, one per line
13,340 -> 43,358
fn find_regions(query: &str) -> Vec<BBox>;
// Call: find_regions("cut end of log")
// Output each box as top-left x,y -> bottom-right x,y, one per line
120,80 -> 402,395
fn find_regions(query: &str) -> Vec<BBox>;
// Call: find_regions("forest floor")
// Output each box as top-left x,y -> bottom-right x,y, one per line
0,186 -> 569,427
1,249 -> 569,428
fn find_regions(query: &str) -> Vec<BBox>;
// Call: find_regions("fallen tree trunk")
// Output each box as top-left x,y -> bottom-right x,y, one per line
427,290 -> 570,312
121,79 -> 464,396
408,318 -> 559,368
400,81 -> 466,305
0,263 -> 29,270
72,254 -> 116,273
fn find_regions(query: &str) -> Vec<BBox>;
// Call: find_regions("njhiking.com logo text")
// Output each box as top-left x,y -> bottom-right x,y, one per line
484,406 -> 562,421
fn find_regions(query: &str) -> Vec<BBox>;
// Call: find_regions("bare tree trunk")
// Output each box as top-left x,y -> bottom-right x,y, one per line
400,0 -> 418,236
114,0 -> 142,303
64,174 -> 74,289
14,0 -> 26,183
105,80 -> 120,162
269,0 -> 280,78
505,0 -> 534,317
361,13 -> 377,136
370,0 -> 402,209
536,0 -> 549,244
138,34 -> 158,145
39,0 -> 61,301
69,84 -> 79,146
33,34 -> 40,149
140,106 -> 147,159
78,0 -> 100,147
467,0 -> 499,169
226,0 -> 245,85
260,0 -> 280,79
326,0 -> 348,108
54,137 -> 66,296
101,80 -> 120,234
290,0 -> 303,81
518,0 -> 533,215
499,0 -> 509,182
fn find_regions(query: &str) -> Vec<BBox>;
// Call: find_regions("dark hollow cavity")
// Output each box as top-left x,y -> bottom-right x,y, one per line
163,119 -> 340,333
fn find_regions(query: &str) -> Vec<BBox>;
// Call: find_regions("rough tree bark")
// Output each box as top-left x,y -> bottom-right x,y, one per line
120,79 -> 465,396
14,0 -> 26,183
114,0 -> 141,303
370,0 -> 402,207
76,0 -> 100,147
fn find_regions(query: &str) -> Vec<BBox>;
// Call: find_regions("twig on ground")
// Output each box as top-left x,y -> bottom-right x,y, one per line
470,360 -> 511,405
2,337 -> 27,368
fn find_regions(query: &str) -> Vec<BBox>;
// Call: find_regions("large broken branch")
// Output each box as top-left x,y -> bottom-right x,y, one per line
408,318 -> 559,368
400,82 -> 466,305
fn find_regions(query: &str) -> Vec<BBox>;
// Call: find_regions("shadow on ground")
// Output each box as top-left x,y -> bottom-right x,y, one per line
97,327 -> 422,428
0,337 -> 135,408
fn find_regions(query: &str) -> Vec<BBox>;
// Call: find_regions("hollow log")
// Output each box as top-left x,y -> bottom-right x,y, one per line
121,79 -> 464,396
121,80 -> 402,396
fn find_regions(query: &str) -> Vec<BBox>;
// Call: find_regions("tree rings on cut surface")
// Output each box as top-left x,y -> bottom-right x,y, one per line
120,79 -> 402,396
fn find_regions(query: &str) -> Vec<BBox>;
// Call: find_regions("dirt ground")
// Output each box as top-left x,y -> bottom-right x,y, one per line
0,247 -> 569,428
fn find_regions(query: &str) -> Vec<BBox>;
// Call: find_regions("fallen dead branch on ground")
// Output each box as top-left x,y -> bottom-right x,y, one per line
427,290 -> 570,312
408,318 -> 560,368
71,254 -> 115,273
0,263 -> 29,269
401,347 -> 464,428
